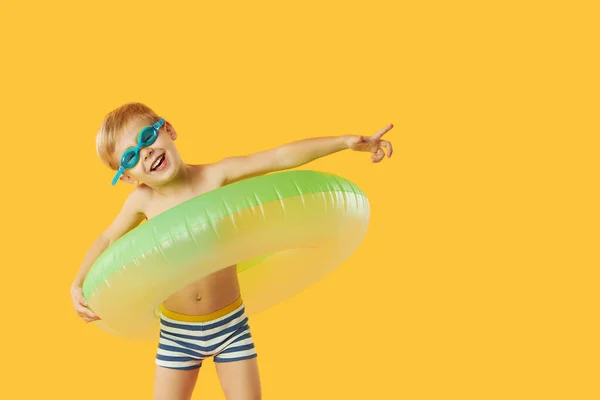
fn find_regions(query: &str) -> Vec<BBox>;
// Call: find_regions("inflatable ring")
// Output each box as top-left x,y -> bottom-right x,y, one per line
83,170 -> 370,340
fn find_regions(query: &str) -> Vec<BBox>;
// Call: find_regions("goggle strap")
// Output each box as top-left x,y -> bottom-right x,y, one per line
153,118 -> 165,130
112,166 -> 125,186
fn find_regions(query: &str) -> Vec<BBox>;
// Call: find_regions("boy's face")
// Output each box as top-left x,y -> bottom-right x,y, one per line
112,118 -> 181,186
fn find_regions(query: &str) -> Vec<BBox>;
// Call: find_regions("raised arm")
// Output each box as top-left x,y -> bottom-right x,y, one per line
217,124 -> 394,184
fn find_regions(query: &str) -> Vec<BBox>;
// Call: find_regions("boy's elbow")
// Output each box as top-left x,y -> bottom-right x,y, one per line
98,234 -> 114,247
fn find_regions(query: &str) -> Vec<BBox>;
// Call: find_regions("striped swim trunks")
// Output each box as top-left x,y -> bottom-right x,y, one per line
155,296 -> 257,370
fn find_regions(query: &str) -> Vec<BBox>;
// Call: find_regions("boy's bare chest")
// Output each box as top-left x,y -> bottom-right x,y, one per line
145,173 -> 224,219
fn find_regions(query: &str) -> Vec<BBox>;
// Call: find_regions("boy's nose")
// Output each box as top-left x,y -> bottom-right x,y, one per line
141,147 -> 154,160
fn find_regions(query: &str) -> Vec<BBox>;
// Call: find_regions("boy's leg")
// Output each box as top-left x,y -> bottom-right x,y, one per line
153,365 -> 200,400
215,358 -> 261,400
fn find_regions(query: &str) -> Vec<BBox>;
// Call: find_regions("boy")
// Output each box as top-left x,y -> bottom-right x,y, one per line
70,102 -> 393,400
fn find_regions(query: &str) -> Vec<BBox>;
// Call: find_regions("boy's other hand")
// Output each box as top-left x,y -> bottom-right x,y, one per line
347,123 -> 394,163
70,285 -> 101,323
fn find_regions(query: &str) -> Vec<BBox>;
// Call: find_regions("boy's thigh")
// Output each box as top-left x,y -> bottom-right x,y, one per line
215,357 -> 261,400
153,365 -> 200,400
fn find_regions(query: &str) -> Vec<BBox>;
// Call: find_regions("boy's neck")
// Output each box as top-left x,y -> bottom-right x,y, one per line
149,162 -> 194,197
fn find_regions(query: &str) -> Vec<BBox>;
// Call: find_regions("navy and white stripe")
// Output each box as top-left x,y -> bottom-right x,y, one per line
155,304 -> 257,370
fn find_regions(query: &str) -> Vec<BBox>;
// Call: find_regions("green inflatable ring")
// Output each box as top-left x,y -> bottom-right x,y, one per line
83,170 -> 370,340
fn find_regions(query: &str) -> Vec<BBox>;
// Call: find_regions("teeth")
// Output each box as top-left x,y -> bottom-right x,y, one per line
151,155 -> 164,170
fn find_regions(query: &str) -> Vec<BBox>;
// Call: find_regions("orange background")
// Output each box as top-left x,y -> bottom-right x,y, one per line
1,1 -> 598,399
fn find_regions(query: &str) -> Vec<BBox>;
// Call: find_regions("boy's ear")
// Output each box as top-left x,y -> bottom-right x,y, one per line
164,121 -> 177,141
119,174 -> 138,185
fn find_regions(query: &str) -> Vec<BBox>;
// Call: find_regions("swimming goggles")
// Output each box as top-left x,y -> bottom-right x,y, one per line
111,118 -> 165,185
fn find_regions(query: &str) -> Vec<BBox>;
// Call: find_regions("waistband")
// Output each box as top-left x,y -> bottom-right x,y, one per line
159,296 -> 243,322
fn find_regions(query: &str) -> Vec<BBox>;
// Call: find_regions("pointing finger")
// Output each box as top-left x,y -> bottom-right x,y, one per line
372,123 -> 394,140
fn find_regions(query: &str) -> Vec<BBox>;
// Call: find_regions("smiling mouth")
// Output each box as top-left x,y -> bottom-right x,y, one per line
150,154 -> 166,172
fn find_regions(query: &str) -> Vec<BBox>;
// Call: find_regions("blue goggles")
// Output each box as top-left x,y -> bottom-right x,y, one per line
111,118 -> 165,185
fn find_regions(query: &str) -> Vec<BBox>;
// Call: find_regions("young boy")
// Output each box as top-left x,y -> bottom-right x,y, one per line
70,102 -> 394,400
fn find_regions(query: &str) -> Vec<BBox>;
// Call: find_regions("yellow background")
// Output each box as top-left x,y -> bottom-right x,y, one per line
1,0 -> 598,399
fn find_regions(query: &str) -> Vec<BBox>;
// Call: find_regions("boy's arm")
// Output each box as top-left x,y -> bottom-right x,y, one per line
217,124 -> 394,184
70,188 -> 148,322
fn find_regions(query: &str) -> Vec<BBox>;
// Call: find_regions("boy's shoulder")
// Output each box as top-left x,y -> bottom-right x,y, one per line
131,183 -> 154,198
123,183 -> 153,212
190,162 -> 228,186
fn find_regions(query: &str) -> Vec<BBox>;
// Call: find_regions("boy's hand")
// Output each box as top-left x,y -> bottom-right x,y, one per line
70,285 -> 101,323
347,123 -> 394,163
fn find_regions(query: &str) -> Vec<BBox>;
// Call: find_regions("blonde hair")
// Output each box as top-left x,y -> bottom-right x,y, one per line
96,102 -> 162,170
